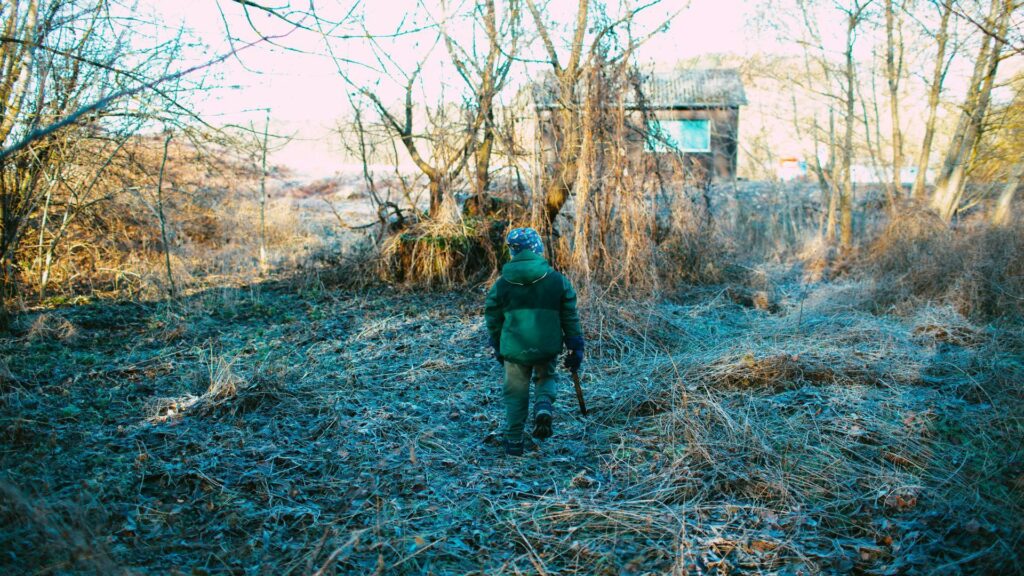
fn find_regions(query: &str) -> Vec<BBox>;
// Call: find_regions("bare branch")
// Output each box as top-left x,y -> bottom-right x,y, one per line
0,33 -> 280,161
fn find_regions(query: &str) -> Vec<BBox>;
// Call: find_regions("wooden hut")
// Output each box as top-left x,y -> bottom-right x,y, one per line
531,68 -> 747,182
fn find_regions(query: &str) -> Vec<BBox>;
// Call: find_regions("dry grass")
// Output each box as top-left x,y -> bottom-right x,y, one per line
0,481 -> 122,574
2,278 -> 1020,574
657,202 -> 737,287
378,217 -> 501,288
865,210 -> 1024,320
26,313 -> 79,343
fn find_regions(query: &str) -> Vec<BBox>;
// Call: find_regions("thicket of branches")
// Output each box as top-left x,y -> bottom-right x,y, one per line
0,0 -> 302,321
0,0 -> 1021,316
758,0 -> 1023,250
331,0 -> 1021,305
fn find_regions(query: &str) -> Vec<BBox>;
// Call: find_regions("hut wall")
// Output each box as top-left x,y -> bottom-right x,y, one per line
650,108 -> 740,181
534,107 -> 740,184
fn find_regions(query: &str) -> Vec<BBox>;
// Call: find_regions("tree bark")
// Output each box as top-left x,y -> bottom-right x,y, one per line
0,0 -> 40,146
526,0 -> 589,227
885,0 -> 904,197
931,0 -> 1010,220
992,163 -> 1022,226
840,8 -> 861,251
428,177 -> 444,217
911,0 -> 952,200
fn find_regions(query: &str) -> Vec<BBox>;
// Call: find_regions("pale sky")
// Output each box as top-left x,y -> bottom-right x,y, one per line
151,0 -> 761,119
140,0 -> 764,173
138,1 -> 1017,175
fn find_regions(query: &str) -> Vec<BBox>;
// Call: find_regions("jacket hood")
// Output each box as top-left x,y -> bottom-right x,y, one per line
501,251 -> 552,285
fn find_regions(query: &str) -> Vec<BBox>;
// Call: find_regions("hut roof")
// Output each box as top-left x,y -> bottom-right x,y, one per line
531,68 -> 747,110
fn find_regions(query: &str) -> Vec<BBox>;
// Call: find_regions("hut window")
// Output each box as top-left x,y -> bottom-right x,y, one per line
649,119 -> 711,152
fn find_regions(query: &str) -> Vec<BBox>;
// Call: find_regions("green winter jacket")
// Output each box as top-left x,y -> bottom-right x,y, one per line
484,251 -> 583,365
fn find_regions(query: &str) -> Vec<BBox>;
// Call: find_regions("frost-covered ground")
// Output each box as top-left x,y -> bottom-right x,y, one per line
1,278 -> 1022,574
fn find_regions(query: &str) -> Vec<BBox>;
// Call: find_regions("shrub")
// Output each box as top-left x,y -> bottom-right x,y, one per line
865,210 -> 1024,320
378,218 -> 503,288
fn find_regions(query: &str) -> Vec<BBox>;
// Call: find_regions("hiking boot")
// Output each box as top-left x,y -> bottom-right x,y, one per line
504,438 -> 524,457
533,402 -> 553,440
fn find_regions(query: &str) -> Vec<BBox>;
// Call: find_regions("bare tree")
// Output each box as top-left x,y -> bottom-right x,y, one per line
911,0 -> 954,200
884,0 -> 906,197
441,0 -> 521,214
335,100 -> 412,240
330,1 -> 520,221
526,0 -> 673,229
359,60 -> 482,219
0,0 -> 277,313
931,0 -> 1013,220
0,1 -> 138,303
525,0 -> 591,226
231,109 -> 291,274
838,0 -> 874,250
35,125 -> 141,298
760,0 -> 860,245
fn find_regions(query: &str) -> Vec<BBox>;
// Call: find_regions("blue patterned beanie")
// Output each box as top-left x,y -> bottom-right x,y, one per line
506,227 -> 544,256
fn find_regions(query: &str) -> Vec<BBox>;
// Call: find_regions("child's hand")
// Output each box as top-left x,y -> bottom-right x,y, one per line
564,349 -> 583,371
564,336 -> 585,372
489,338 -> 503,365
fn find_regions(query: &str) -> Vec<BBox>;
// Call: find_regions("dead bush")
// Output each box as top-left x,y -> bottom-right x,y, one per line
954,221 -> 1024,320
378,217 -> 502,288
26,313 -> 79,343
658,222 -> 736,286
866,209 -> 958,304
865,210 -> 1024,320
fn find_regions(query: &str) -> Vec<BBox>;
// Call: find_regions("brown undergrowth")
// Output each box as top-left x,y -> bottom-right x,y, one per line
377,217 -> 503,288
865,210 -> 1024,320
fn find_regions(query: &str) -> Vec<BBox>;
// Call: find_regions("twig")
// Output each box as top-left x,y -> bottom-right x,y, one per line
387,537 -> 443,571
311,530 -> 364,576
510,520 -> 549,576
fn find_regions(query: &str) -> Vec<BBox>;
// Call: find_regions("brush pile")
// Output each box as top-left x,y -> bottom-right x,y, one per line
378,217 -> 503,288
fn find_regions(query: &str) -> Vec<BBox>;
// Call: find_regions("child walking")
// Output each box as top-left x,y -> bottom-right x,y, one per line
484,227 -> 584,456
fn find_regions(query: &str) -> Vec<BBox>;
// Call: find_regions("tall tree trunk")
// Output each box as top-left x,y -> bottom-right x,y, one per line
569,73 -> 596,282
840,12 -> 858,251
468,108 -> 495,216
0,0 -> 40,146
808,114 -> 834,235
428,178 -> 444,217
885,0 -> 904,197
543,85 -> 582,227
912,0 -> 952,200
992,164 -> 1022,226
862,73 -> 896,213
825,109 -> 839,243
527,0 -> 589,228
931,0 -> 1009,220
